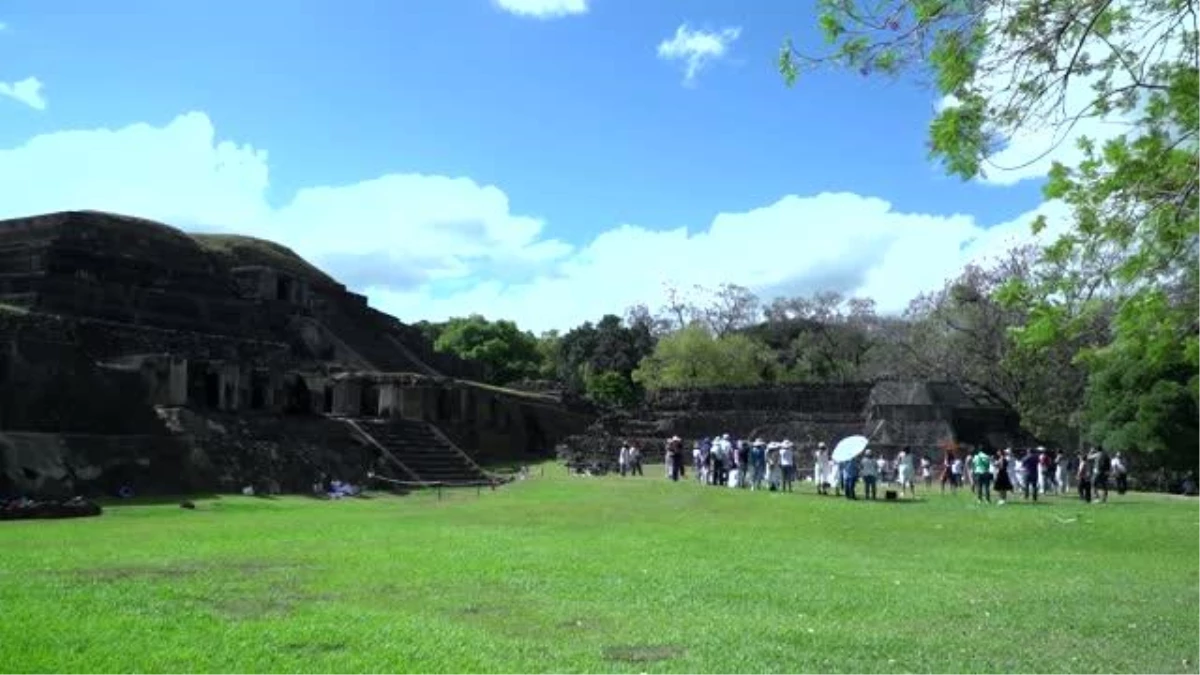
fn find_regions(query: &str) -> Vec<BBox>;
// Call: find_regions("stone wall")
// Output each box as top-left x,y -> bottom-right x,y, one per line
0,334 -> 170,435
646,383 -> 873,413
155,408 -> 376,494
324,373 -> 594,462
0,431 -> 194,499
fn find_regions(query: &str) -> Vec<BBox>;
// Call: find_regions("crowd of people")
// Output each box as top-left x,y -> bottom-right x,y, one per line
613,436 -> 1130,505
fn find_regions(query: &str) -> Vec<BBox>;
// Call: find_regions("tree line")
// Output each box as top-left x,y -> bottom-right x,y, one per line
415,242 -> 1195,474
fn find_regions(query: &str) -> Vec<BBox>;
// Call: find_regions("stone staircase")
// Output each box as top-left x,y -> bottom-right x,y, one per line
346,418 -> 496,486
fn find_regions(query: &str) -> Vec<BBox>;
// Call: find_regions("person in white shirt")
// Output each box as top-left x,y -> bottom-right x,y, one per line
950,456 -> 963,494
692,442 -> 703,483
830,457 -> 843,496
920,455 -> 932,488
766,442 -> 783,490
1055,451 -> 1069,494
860,448 -> 879,500
618,444 -> 630,477
780,439 -> 797,492
814,442 -> 829,494
896,447 -> 916,498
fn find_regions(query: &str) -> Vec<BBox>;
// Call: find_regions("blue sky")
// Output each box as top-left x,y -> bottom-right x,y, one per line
0,0 -> 1069,332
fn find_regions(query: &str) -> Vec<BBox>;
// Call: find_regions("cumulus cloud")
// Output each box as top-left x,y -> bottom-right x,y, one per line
492,0 -> 588,19
0,112 -> 1062,333
941,0 -> 1182,186
0,76 -> 46,111
656,24 -> 741,86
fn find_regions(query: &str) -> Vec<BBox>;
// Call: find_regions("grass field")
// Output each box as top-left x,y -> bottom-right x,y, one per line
1,468 -> 1197,673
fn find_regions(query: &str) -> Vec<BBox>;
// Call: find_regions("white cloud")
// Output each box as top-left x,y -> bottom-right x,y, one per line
492,0 -> 587,19
942,0 -> 1182,186
656,24 -> 741,86
0,76 -> 46,111
0,112 -> 1060,333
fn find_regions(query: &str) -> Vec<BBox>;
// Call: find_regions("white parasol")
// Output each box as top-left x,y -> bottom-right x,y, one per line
831,435 -> 869,463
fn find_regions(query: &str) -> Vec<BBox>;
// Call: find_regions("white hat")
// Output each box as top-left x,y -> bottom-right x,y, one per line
1037,446 -> 1046,451
754,438 -> 766,446
782,439 -> 794,448
817,442 -> 826,448
767,441 -> 780,449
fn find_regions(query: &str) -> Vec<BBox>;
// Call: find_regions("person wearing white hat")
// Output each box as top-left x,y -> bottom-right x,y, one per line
765,442 -> 783,491
780,440 -> 797,492
814,442 -> 829,495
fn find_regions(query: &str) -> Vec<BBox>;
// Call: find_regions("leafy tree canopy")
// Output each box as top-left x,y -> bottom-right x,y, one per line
781,0 -> 1198,461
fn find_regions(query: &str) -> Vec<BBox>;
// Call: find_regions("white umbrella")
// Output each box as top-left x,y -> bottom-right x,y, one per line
831,435 -> 869,463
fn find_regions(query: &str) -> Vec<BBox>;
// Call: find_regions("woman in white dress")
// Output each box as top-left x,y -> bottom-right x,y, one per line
897,447 -> 916,497
814,442 -> 829,494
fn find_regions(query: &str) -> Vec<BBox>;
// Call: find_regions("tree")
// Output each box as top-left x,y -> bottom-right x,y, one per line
782,0 -> 1198,465
632,324 -> 777,390
432,314 -> 543,385
754,291 -> 891,382
697,283 -> 763,337
557,314 -> 657,401
582,369 -> 641,408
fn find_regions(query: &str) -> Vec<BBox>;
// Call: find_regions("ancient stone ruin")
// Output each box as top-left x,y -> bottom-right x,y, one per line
559,380 -> 1030,472
0,211 -> 594,499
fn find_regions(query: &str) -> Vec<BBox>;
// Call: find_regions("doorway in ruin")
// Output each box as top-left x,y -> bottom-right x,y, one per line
360,384 -> 380,418
524,412 -> 548,456
323,385 -> 334,414
275,275 -> 293,302
285,377 -> 312,415
204,371 -> 220,408
250,371 -> 268,410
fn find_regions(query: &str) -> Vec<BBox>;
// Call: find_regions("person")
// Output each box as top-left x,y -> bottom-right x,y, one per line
664,441 -> 677,481
970,447 -> 992,503
750,439 -> 767,490
814,442 -> 829,495
841,457 -> 859,500
940,452 -> 956,494
1088,446 -> 1111,503
860,449 -> 879,500
1113,452 -> 1129,495
766,442 -> 783,491
736,440 -> 751,488
780,440 -> 797,492
692,441 -> 704,483
993,450 -> 1013,504
629,443 -> 643,476
1037,447 -> 1052,495
1077,452 -> 1093,503
1055,451 -> 1070,495
1021,449 -> 1041,501
831,457 -> 844,497
921,455 -> 933,489
896,447 -> 916,498
618,443 -> 630,477
950,454 -> 964,494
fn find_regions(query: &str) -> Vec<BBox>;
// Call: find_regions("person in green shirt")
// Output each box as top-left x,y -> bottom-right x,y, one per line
970,446 -> 993,503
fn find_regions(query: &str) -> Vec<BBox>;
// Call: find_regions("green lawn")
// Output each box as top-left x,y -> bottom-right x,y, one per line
1,469 -> 1197,674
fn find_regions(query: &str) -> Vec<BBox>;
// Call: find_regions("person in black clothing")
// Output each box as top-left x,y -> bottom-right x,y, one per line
1020,449 -> 1041,500
736,441 -> 751,488
994,450 -> 1014,504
